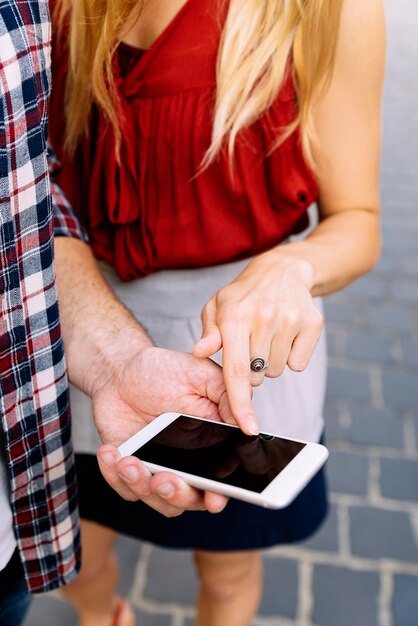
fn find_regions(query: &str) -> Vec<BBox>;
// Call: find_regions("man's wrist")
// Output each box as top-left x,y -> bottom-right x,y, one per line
67,327 -> 153,398
53,238 -> 155,398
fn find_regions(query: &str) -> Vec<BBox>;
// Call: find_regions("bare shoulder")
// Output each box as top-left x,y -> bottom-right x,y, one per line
339,0 -> 385,34
336,0 -> 386,76
313,0 -> 385,213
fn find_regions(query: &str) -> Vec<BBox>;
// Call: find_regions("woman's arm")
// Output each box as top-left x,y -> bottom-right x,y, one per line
271,0 -> 385,295
194,0 -> 386,428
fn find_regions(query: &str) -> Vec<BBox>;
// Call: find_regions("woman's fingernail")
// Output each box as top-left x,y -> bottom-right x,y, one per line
245,416 -> 259,436
120,466 -> 139,482
99,452 -> 114,466
157,483 -> 174,498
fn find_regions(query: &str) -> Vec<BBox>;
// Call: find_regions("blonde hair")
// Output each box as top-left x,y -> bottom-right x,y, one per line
56,0 -> 343,164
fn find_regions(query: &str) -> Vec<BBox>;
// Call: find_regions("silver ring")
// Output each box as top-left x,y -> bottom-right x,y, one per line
250,357 -> 269,373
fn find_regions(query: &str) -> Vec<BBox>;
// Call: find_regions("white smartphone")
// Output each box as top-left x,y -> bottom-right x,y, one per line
117,412 -> 329,509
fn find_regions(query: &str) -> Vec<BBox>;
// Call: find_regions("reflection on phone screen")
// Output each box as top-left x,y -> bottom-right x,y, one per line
133,416 -> 306,493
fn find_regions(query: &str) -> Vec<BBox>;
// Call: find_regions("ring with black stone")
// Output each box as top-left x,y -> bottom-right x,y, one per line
250,357 -> 269,373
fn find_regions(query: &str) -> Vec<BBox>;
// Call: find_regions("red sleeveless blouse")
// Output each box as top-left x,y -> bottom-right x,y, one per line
49,0 -> 318,281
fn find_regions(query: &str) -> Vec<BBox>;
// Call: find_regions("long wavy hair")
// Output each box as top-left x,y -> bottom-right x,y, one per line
56,0 -> 344,165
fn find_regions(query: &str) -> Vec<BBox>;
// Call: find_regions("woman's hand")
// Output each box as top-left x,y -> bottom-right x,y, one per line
192,251 -> 323,431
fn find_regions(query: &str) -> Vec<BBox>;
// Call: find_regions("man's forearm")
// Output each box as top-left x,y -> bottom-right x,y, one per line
53,238 -> 231,516
54,237 -> 152,397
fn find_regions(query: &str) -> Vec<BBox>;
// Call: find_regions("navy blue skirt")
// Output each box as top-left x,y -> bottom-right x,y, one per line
75,450 -> 328,551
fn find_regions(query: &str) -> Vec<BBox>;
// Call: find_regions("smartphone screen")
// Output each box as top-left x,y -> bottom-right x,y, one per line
133,415 -> 306,493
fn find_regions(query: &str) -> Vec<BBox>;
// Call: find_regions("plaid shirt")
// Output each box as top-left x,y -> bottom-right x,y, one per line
0,0 -> 86,592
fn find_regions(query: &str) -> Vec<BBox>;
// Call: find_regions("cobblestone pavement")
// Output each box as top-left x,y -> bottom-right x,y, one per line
26,1 -> 418,625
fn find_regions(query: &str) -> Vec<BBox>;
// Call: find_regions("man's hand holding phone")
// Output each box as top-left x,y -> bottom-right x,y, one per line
53,239 -> 257,518
92,346 -> 235,517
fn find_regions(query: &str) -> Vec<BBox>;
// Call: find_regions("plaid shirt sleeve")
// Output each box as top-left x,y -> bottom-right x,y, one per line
48,145 -> 88,241
0,1 -> 81,592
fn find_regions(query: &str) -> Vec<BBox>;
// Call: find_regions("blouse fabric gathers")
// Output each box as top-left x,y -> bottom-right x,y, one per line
49,0 -> 318,282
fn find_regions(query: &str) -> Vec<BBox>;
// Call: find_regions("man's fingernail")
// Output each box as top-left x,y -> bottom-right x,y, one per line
212,500 -> 227,514
157,483 -> 174,498
245,416 -> 259,436
120,466 -> 139,482
99,452 -> 114,466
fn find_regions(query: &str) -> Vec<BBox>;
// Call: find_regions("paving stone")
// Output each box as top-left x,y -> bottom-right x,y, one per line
327,451 -> 369,496
325,331 -> 339,357
382,233 -> 418,254
133,612 -> 172,626
382,216 -> 418,235
346,334 -> 396,364
372,255 -> 399,278
143,548 -> 198,605
258,557 -> 298,619
350,506 -> 418,562
26,595 -> 77,626
347,404 -> 404,449
398,256 -> 418,278
313,565 -> 379,626
382,186 -> 418,213
390,281 -> 418,304
301,502 -> 339,553
366,305 -> 417,334
383,370 -> 418,410
402,339 -> 418,368
323,301 -> 362,326
326,367 -> 371,403
380,458 -> 418,502
392,574 -> 418,626
323,401 -> 346,441
343,277 -> 386,300
115,535 -> 143,597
